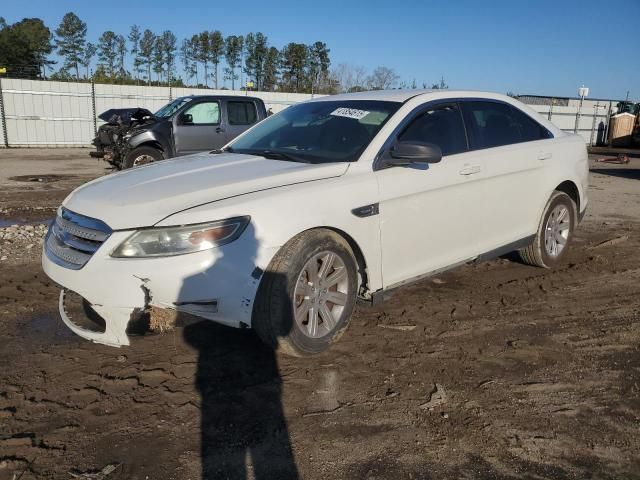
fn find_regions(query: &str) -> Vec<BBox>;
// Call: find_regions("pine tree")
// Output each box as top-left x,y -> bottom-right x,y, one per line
208,30 -> 224,89
224,35 -> 243,90
139,29 -> 155,84
128,25 -> 142,81
97,31 -> 118,79
54,12 -> 87,79
116,34 -> 127,78
80,42 -> 96,78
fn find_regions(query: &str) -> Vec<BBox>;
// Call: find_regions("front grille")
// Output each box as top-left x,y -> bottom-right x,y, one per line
44,208 -> 112,270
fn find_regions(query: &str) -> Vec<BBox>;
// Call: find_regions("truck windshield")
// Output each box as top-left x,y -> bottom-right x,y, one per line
154,98 -> 192,118
229,100 -> 401,163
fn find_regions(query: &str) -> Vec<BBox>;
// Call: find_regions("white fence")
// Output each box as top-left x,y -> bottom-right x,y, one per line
0,78 -> 315,147
0,78 -> 614,147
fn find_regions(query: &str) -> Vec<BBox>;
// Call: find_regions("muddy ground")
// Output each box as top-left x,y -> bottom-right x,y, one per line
0,149 -> 639,480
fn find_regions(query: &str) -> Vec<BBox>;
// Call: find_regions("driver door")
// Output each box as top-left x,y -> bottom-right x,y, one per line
173,100 -> 225,156
376,102 -> 488,288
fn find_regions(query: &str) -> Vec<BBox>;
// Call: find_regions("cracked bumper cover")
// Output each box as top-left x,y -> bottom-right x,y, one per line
43,229 -> 276,347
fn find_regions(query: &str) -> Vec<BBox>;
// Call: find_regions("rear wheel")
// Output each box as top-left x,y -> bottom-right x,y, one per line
252,229 -> 358,356
519,191 -> 576,268
123,146 -> 163,169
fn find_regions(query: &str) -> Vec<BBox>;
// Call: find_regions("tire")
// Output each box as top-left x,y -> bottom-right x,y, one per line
519,191 -> 576,268
123,146 -> 163,169
252,229 -> 358,357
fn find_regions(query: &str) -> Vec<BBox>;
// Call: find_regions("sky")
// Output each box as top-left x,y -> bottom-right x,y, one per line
3,0 -> 639,100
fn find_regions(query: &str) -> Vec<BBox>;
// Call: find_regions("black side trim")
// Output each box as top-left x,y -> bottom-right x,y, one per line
351,203 -> 379,218
474,235 -> 534,263
365,234 -> 535,306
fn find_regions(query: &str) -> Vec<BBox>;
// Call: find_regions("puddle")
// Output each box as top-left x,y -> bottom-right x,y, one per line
9,174 -> 76,183
0,218 -> 53,228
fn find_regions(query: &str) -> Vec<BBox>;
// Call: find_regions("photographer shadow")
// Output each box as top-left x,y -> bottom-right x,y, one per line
179,222 -> 298,479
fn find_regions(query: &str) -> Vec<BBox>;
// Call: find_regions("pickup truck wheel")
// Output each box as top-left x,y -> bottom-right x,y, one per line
123,146 -> 163,169
252,229 -> 358,357
519,191 -> 576,268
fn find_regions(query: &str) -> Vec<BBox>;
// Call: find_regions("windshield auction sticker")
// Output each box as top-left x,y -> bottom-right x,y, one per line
330,107 -> 371,120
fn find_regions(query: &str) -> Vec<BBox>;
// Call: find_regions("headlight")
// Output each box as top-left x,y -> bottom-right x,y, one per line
110,216 -> 250,258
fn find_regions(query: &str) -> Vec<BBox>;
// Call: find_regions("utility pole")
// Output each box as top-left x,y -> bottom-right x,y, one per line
574,85 -> 589,134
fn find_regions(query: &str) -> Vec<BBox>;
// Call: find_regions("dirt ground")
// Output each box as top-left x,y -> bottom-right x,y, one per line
0,148 -> 639,480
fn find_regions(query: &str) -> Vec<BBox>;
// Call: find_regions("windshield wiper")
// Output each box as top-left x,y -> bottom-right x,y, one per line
249,149 -> 310,163
210,146 -> 234,154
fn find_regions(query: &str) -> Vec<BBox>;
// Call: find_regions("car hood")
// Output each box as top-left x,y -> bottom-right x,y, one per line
63,152 -> 349,229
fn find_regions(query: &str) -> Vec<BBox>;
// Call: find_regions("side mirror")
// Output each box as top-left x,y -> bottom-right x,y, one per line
387,141 -> 442,166
180,113 -> 193,125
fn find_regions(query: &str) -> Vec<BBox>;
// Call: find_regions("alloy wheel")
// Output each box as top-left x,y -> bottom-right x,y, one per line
293,251 -> 350,339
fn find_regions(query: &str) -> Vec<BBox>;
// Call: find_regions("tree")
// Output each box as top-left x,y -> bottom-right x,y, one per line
224,35 -> 243,90
97,31 -> 118,78
152,35 -> 165,82
139,29 -> 155,84
80,42 -> 96,78
280,43 -> 307,92
16,18 -> 54,78
54,12 -> 87,79
116,34 -> 127,78
244,32 -> 269,90
332,63 -> 368,93
307,41 -> 330,93
159,30 -> 177,84
430,76 -> 448,89
128,25 -> 142,80
0,18 -> 54,79
262,46 -> 280,91
180,37 -> 198,84
366,66 -> 399,90
208,30 -> 224,89
196,31 -> 210,86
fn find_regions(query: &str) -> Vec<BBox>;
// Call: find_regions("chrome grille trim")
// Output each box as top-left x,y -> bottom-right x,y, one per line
44,208 -> 112,270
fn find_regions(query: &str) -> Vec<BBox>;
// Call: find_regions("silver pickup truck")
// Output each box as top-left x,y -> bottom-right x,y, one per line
91,95 -> 268,169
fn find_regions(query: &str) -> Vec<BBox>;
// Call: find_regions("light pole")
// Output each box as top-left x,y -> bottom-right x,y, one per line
574,85 -> 589,134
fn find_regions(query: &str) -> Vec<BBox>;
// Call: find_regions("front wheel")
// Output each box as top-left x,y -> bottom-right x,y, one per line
252,229 -> 358,356
123,146 -> 163,169
519,191 -> 576,268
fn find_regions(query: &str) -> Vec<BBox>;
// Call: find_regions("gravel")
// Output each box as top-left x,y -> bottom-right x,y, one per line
0,222 -> 49,262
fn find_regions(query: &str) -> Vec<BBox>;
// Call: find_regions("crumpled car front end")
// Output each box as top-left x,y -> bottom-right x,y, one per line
42,208 -> 264,347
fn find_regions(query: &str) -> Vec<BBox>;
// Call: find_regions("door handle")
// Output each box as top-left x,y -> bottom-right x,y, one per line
459,165 -> 481,175
538,151 -> 552,160
215,127 -> 225,133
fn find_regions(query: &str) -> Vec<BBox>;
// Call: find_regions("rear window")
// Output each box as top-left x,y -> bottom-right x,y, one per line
461,101 -> 552,150
228,101 -> 258,125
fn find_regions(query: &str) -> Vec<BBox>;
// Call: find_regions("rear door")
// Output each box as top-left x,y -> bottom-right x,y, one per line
173,100 -> 224,155
223,100 -> 260,144
459,100 -> 554,248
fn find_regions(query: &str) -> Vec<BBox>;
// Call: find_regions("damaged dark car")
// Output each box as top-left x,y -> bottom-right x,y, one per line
91,95 -> 268,169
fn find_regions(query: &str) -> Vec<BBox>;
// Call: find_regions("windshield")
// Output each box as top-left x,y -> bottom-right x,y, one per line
154,97 -> 193,118
229,100 -> 401,163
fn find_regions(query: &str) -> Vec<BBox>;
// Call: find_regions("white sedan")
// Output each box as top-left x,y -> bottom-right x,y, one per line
42,90 -> 588,356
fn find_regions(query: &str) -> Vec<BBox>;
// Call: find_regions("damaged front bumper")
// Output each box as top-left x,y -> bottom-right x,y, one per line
58,289 -> 135,347
43,228 -> 274,347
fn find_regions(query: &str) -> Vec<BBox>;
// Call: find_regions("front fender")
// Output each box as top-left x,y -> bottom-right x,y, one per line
128,131 -> 172,156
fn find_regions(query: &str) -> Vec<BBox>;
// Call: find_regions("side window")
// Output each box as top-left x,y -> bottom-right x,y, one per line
397,104 -> 467,156
183,101 -> 220,125
227,101 -> 258,125
461,101 -> 551,150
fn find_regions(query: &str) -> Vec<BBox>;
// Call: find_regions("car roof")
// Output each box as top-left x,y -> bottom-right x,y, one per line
308,89 -> 516,104
178,95 -> 263,101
